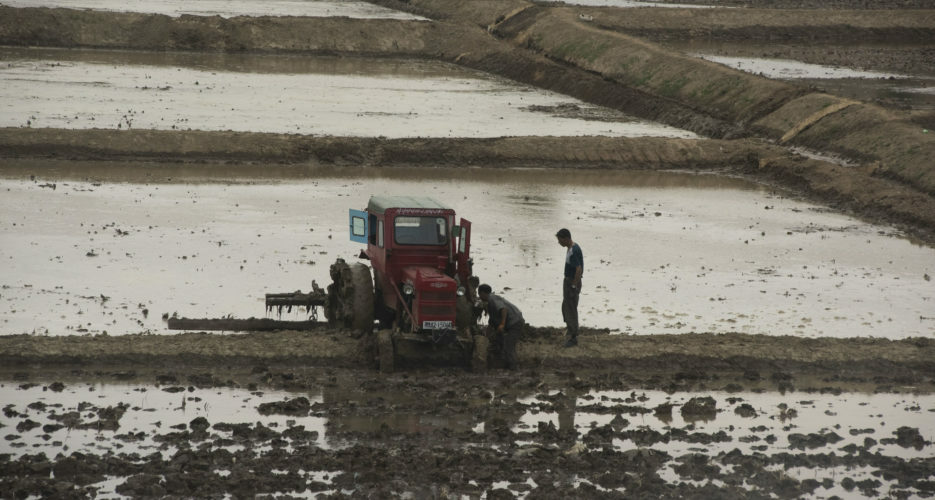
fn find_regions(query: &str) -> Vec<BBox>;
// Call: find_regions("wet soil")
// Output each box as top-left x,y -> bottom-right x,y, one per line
3,328 -> 934,379
1,334 -> 934,498
0,2 -> 933,496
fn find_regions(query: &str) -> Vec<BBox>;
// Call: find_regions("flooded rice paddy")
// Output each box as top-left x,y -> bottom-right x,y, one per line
688,49 -> 935,112
550,0 -> 714,7
0,0 -> 424,19
1,378 -> 932,498
696,54 -> 915,81
1,166 -> 932,339
0,47 -> 695,138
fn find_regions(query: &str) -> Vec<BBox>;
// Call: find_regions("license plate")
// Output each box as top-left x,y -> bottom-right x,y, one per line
422,321 -> 453,330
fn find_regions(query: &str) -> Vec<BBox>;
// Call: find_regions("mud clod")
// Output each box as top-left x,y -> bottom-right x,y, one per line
681,396 -> 717,420
734,403 -> 758,418
892,426 -> 927,450
257,396 -> 311,416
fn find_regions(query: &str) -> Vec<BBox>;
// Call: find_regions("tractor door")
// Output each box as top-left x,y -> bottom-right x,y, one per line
456,218 -> 471,283
349,209 -> 368,244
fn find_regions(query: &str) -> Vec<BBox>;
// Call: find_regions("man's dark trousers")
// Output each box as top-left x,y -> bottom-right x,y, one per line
562,277 -> 580,340
499,322 -> 522,370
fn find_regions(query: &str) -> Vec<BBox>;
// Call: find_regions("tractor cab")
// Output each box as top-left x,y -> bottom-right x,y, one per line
348,196 -> 474,335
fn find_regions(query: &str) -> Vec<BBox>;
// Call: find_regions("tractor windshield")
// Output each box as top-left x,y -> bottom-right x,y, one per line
394,216 -> 447,246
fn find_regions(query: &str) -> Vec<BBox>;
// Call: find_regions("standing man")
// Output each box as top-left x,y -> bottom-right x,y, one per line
477,284 -> 525,370
556,228 -> 583,347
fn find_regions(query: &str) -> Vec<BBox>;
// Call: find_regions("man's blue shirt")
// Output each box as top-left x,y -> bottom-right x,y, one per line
564,243 -> 583,278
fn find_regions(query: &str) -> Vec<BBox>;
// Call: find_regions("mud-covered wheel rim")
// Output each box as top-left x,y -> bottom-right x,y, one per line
471,335 -> 489,373
377,329 -> 394,373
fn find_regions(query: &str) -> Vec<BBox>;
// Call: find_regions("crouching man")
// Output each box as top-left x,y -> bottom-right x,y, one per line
477,284 -> 525,371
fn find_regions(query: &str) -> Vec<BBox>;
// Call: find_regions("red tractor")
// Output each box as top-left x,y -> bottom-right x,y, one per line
269,196 -> 487,372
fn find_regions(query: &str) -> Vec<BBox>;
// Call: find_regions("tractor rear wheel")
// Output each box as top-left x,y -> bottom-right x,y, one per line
325,259 -> 375,336
377,329 -> 394,373
471,335 -> 489,373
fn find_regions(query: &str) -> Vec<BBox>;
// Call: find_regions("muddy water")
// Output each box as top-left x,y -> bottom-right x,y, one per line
0,380 -> 336,496
554,0 -> 714,7
0,0 -> 425,19
1,379 -> 931,498
696,54 -> 916,80
0,381 -> 330,458
0,47 -> 695,139
1,166 -> 932,339
515,389 -> 934,496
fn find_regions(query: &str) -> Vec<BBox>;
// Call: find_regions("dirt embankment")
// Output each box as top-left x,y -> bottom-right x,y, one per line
581,7 -> 935,44
0,6 -> 440,55
0,128 -> 758,168
372,0 -> 935,197
1,4 -> 934,238
625,0 -> 935,9
486,6 -> 935,195
2,329 -> 933,385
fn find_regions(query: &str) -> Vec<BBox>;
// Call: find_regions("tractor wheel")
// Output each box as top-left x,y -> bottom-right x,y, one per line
377,329 -> 394,373
325,259 -> 375,336
471,335 -> 489,373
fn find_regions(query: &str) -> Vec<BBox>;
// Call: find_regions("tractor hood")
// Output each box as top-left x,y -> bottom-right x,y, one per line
402,266 -> 457,293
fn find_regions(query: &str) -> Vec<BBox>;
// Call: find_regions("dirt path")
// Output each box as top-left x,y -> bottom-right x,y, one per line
2,328 -> 933,386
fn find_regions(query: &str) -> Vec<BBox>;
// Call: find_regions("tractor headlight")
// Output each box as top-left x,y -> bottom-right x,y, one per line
403,283 -> 414,295
456,286 -> 466,297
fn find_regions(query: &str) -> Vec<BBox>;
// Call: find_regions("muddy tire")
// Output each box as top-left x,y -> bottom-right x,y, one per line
349,264 -> 375,333
471,335 -> 489,373
377,329 -> 394,374
325,259 -> 374,336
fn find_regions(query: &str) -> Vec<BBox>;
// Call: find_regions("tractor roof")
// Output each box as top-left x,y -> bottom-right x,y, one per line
367,196 -> 453,214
